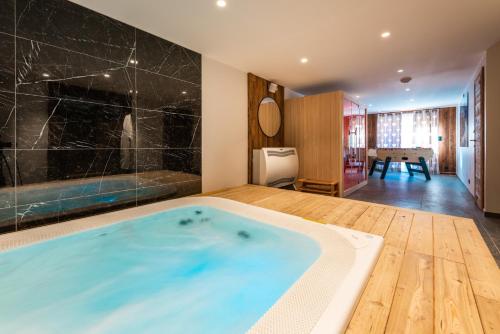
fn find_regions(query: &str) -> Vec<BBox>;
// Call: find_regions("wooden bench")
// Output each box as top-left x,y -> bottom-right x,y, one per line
297,178 -> 339,197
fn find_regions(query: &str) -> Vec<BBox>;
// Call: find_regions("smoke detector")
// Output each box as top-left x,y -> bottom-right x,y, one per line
400,76 -> 412,84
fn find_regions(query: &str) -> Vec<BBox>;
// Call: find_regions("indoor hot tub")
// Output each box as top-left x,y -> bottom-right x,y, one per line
0,197 -> 383,333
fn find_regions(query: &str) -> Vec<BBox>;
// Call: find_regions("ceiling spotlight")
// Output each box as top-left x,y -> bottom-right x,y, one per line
397,69 -> 404,73
405,88 -> 411,92
129,60 -> 136,64
300,57 -> 309,64
182,91 -> 187,95
381,31 -> 391,38
42,73 -> 50,78
216,0 -> 226,8
104,73 -> 110,78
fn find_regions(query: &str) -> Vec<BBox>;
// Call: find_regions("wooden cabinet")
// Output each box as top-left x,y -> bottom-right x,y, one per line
284,91 -> 367,196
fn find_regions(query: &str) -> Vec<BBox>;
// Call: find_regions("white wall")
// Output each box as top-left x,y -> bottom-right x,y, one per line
456,60 -> 482,195
484,41 -> 500,214
202,56 -> 248,192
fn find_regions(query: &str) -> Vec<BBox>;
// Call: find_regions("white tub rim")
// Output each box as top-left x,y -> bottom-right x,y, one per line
0,196 -> 383,334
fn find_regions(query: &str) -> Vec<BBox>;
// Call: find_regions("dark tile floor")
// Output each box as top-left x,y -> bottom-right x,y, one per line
347,173 -> 500,266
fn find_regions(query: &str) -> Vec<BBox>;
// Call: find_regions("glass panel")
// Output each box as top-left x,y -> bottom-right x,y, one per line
344,101 -> 367,191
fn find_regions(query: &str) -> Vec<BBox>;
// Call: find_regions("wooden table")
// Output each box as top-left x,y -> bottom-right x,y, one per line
369,148 -> 434,181
205,185 -> 499,333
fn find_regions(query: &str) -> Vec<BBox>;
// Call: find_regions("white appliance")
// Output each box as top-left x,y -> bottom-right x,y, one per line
252,148 -> 299,188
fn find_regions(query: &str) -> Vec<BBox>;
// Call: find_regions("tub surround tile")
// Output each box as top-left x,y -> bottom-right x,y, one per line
15,149 -> 136,186
135,69 -> 201,115
16,0 -> 135,65
135,29 -> 201,85
137,110 -> 200,149
16,94 -> 133,150
0,92 -> 15,145
0,0 -> 202,231
0,0 -> 14,35
0,33 -> 15,92
136,148 -> 201,176
164,149 -> 201,175
0,207 -> 16,230
164,113 -> 201,149
16,38 -> 135,106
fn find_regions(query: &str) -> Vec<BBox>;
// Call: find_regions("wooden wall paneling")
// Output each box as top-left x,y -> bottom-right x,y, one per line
474,67 -> 485,210
367,114 -> 377,148
284,91 -> 344,194
248,73 -> 285,182
438,107 -> 457,174
284,98 -> 305,178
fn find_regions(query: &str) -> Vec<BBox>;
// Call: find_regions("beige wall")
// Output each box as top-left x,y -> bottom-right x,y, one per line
201,56 -> 248,192
485,41 -> 500,214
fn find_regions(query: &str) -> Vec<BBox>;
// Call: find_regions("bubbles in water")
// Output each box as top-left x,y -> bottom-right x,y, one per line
179,219 -> 193,226
237,231 -> 250,239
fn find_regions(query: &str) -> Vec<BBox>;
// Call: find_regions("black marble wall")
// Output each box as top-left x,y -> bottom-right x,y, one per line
0,0 -> 202,232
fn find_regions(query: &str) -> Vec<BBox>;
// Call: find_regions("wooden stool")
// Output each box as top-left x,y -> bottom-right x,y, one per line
297,178 -> 339,197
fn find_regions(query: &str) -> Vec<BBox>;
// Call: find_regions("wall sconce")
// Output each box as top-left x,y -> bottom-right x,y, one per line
268,82 -> 278,94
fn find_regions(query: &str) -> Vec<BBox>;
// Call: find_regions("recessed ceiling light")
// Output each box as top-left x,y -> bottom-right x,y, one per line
405,88 -> 411,92
300,57 -> 309,64
397,69 -> 404,73
216,0 -> 226,8
182,91 -> 187,95
42,73 -> 50,78
104,73 -> 110,78
381,31 -> 391,38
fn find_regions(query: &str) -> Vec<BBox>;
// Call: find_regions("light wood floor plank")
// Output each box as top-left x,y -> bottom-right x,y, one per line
321,201 -> 358,225
206,185 -> 499,334
384,210 -> 413,249
333,203 -> 370,228
386,251 -> 433,334
407,213 -> 433,256
433,215 -> 464,263
346,245 -> 405,334
434,257 -> 483,334
474,296 -> 500,334
370,208 -> 397,236
351,206 -> 385,232
287,196 -> 342,222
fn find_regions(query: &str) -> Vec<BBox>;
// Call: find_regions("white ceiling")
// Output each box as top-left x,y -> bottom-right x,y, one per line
72,0 -> 500,112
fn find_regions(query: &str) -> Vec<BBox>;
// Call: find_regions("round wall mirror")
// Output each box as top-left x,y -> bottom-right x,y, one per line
258,97 -> 281,137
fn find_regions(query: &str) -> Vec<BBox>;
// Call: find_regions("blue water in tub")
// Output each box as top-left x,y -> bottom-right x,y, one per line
0,205 -> 320,333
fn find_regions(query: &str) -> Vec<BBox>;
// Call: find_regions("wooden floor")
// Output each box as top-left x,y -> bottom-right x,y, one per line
207,185 -> 500,334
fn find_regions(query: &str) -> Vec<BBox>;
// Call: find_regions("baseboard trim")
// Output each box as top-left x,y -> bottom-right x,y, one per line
485,211 -> 500,219
343,180 -> 368,197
